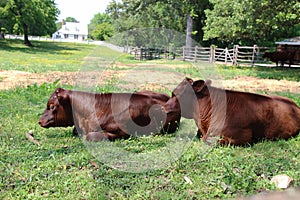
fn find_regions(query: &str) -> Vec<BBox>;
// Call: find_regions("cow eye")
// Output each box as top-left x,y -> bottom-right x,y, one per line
49,105 -> 55,110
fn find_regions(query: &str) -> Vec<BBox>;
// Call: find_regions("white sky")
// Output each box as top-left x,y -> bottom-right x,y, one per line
54,0 -> 117,25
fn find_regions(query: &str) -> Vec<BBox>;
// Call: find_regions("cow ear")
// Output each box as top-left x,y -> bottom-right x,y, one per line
55,88 -> 69,104
192,80 -> 209,94
185,77 -> 194,84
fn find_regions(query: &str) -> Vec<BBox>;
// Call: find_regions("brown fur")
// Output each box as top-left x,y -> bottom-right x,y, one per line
164,78 -> 300,146
263,51 -> 296,67
39,88 -> 180,141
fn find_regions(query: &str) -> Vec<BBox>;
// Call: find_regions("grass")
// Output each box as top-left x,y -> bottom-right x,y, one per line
0,39 -> 112,72
0,39 -> 300,199
176,63 -> 300,82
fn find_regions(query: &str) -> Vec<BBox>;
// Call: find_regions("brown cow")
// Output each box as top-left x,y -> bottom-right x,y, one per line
164,78 -> 300,146
39,88 -> 180,141
263,51 -> 296,67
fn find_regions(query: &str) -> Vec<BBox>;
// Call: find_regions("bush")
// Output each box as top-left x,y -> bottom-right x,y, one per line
91,23 -> 114,41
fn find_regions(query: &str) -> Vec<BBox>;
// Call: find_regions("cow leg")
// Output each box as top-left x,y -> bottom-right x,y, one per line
219,129 -> 253,146
288,59 -> 292,67
86,131 -> 130,142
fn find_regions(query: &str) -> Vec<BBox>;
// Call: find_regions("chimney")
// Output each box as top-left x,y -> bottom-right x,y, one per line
62,19 -> 66,25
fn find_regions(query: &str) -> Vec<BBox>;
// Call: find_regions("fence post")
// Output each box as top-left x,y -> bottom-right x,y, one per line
251,45 -> 257,66
225,47 -> 228,64
209,46 -> 215,63
139,47 -> 143,60
182,47 -> 185,61
194,46 -> 198,61
233,45 -> 239,66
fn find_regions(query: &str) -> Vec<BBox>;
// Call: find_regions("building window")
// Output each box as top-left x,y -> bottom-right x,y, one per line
64,34 -> 68,39
74,35 -> 78,40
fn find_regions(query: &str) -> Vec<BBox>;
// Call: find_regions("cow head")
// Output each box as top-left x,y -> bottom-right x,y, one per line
164,78 -> 195,119
38,88 -> 74,128
164,78 -> 212,119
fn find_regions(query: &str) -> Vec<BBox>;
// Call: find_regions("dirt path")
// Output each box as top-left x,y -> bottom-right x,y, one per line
1,68 -> 300,94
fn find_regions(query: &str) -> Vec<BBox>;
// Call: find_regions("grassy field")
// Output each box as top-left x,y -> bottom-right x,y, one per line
0,39 -> 299,199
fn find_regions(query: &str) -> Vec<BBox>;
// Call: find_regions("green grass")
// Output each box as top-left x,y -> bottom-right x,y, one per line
0,40 -> 299,199
0,39 -> 123,73
176,63 -> 300,82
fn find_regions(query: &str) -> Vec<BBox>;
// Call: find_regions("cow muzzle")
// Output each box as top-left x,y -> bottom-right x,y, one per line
38,117 -> 54,128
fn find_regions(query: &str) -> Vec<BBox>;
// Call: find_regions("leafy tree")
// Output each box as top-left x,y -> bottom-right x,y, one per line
203,0 -> 300,46
65,17 -> 79,23
0,0 -> 14,38
0,0 -> 59,46
88,13 -> 112,39
91,22 -> 114,41
106,0 -> 210,45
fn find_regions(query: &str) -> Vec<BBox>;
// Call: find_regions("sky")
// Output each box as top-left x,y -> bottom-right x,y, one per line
54,0 -> 116,25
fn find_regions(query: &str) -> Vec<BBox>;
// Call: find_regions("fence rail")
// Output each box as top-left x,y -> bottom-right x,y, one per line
125,45 -> 300,67
4,34 -> 298,67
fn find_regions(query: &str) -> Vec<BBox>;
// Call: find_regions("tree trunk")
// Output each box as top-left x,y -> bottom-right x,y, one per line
22,22 -> 33,47
0,31 -> 4,39
185,13 -> 193,57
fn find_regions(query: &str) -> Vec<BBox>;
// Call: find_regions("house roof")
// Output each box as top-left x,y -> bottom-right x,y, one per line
56,22 -> 88,35
275,36 -> 300,45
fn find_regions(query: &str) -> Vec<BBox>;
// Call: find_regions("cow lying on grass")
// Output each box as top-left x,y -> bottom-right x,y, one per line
39,88 -> 180,141
263,51 -> 296,67
164,78 -> 300,146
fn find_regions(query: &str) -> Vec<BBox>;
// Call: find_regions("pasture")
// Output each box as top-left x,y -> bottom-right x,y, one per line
0,39 -> 299,199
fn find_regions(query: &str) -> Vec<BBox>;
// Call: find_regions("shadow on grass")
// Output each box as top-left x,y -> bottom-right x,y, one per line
0,39 -> 83,55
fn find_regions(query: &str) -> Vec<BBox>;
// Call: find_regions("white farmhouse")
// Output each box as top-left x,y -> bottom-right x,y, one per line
52,20 -> 88,41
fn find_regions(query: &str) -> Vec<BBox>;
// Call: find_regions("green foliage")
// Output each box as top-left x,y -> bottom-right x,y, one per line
203,0 -> 300,46
65,17 -> 79,23
0,0 -> 59,46
106,0 -> 210,43
88,13 -> 111,35
104,0 -> 299,46
91,22 -> 114,41
177,64 -> 300,82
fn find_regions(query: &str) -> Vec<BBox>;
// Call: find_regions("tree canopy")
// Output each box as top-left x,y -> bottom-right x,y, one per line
0,0 -> 59,46
105,0 -> 210,43
88,13 -> 114,40
1,0 -> 299,47
102,0 -> 299,46
203,0 -> 300,46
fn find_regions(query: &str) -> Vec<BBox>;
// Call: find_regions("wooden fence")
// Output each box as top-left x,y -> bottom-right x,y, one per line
124,45 -> 274,66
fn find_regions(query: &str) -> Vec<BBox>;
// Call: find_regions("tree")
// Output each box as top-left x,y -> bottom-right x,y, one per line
106,0 -> 210,44
91,22 -> 114,41
203,0 -> 300,46
65,17 -> 79,23
89,13 -> 112,39
0,0 -> 14,38
1,0 -> 59,47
